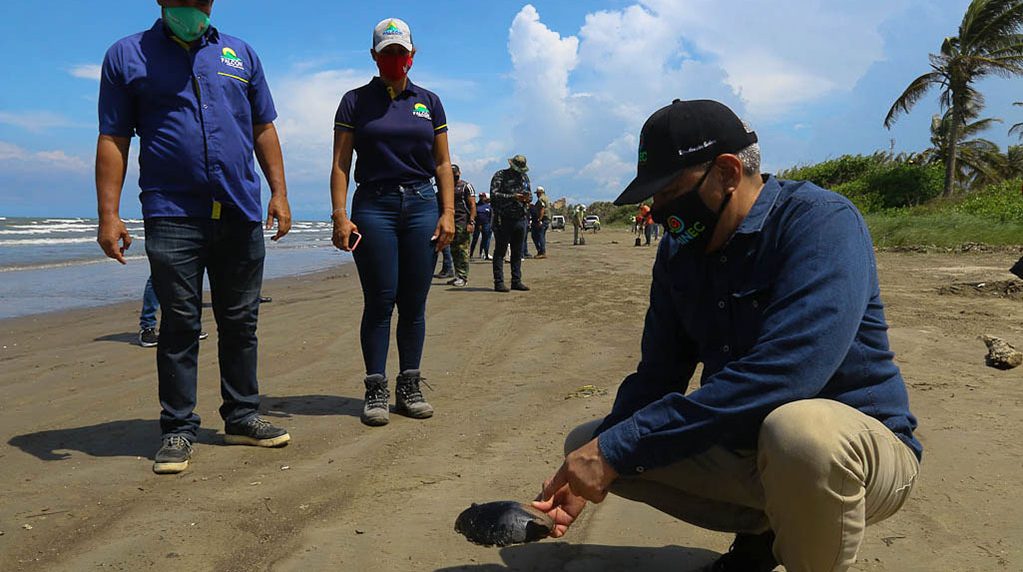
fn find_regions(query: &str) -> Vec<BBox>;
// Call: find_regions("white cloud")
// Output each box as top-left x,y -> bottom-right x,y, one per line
68,64 -> 102,81
578,133 -> 637,194
0,141 -> 91,173
0,111 -> 83,132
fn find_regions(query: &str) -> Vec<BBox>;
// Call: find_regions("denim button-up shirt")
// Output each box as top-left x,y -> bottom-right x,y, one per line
596,176 -> 922,475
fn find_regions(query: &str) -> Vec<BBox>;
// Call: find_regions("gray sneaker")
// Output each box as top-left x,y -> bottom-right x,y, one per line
224,416 -> 291,447
139,327 -> 158,347
395,370 -> 434,419
361,374 -> 390,426
153,434 -> 192,474
452,277 -> 468,288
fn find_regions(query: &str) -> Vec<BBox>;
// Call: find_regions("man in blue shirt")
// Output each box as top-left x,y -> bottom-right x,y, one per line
535,100 -> 921,572
95,0 -> 293,474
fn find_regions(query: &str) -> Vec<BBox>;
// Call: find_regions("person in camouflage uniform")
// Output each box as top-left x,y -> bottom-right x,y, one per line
447,164 -> 477,287
489,154 -> 532,292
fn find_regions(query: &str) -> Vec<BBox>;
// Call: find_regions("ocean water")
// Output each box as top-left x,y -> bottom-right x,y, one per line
0,216 -> 351,320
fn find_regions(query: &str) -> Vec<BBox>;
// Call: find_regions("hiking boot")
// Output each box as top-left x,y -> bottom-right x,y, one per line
706,531 -> 778,572
361,374 -> 390,426
511,282 -> 530,291
153,434 -> 193,474
139,327 -> 158,347
494,282 -> 511,293
395,369 -> 434,419
535,254 -> 547,259
434,270 -> 455,279
452,277 -> 468,288
224,416 -> 291,447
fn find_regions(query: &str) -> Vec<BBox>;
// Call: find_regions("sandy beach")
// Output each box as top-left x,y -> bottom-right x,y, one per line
1,228 -> 1021,571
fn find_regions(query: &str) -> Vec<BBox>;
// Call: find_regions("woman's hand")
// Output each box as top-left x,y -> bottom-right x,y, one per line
433,210 -> 455,252
332,214 -> 360,251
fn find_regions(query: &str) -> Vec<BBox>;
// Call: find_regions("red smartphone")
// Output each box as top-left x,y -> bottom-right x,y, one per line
348,231 -> 362,252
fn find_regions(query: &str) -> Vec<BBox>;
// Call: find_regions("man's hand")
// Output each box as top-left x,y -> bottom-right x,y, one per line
532,483 -> 587,539
433,211 -> 455,252
97,216 -> 132,264
266,194 -> 292,241
541,437 -> 618,503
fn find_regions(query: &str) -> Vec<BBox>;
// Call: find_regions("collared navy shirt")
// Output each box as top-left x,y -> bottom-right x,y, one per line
99,20 -> 277,222
334,77 -> 448,186
596,176 -> 922,476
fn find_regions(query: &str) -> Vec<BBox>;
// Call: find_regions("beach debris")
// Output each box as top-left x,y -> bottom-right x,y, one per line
280,465 -> 290,471
980,335 -> 1022,370
22,524 -> 32,530
455,501 -> 554,547
565,385 -> 608,399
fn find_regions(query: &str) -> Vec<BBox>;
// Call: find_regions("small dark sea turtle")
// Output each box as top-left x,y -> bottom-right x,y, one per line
455,501 -> 554,547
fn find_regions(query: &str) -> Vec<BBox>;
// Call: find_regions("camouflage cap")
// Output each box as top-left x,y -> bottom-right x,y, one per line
508,155 -> 529,173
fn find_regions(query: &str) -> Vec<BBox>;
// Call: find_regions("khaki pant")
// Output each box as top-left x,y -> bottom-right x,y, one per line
566,399 -> 919,572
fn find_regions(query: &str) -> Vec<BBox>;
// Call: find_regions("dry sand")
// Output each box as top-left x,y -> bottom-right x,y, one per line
1,229 -> 1021,571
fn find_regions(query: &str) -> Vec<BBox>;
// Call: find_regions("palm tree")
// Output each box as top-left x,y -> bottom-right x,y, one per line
1009,101 -> 1023,139
919,105 -> 1006,189
885,0 -> 1023,197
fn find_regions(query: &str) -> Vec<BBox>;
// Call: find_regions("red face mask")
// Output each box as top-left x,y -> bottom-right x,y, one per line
376,52 -> 413,80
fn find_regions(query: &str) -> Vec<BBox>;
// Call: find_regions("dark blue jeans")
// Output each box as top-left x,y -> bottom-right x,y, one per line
471,222 -> 492,258
492,215 -> 527,284
531,220 -> 549,255
144,216 -> 265,439
351,181 -> 439,376
139,275 -> 159,329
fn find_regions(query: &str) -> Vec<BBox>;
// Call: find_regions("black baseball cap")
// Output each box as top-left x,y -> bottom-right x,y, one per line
614,99 -> 757,205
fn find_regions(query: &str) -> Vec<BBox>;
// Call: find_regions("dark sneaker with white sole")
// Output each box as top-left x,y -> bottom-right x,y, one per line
153,434 -> 193,474
395,369 -> 434,419
139,327 -> 158,347
706,531 -> 778,572
224,416 -> 291,447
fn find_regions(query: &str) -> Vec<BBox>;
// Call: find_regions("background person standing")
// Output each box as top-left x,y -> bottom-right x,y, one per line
470,192 -> 493,260
330,17 -> 455,427
489,155 -> 532,292
96,0 -> 293,474
448,164 -> 477,287
531,186 -> 551,259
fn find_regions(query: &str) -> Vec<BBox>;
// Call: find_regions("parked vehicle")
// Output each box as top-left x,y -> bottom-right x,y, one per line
583,215 -> 601,231
550,215 -> 566,230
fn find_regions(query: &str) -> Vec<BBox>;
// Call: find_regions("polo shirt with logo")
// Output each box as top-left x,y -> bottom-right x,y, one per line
99,20 -> 277,222
334,77 -> 448,186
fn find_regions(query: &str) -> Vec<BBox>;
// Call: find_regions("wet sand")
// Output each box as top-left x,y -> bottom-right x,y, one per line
1,229 -> 1021,571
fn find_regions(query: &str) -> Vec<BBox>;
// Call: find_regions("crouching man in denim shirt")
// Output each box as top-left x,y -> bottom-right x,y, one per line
534,100 -> 922,572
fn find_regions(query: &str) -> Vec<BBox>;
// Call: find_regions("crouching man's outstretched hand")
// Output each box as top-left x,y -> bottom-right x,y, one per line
533,437 -> 618,538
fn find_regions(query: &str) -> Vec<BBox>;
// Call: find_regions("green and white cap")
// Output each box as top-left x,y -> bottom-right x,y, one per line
373,18 -> 413,52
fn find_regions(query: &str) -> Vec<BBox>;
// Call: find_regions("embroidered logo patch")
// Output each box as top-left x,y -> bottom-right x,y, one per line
221,47 -> 245,70
412,103 -> 432,120
383,21 -> 403,36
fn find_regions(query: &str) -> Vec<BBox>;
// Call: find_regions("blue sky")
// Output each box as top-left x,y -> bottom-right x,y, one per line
2,0 -> 1022,219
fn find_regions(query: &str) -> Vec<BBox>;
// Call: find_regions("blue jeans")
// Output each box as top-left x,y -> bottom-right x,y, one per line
471,222 -> 492,257
531,220 -> 549,255
139,275 -> 159,329
351,181 -> 439,376
144,215 -> 265,439
492,215 -> 527,284
439,245 -> 453,274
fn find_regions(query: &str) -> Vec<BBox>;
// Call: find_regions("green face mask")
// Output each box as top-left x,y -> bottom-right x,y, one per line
162,7 -> 211,43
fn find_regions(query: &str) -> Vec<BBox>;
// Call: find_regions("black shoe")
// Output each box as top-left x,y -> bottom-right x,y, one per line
361,374 -> 390,426
494,282 -> 511,293
707,531 -> 778,572
224,416 -> 291,447
259,296 -> 273,303
434,270 -> 455,279
395,369 -> 434,419
511,282 -> 530,291
153,434 -> 193,474
1011,258 -> 1023,280
139,327 -> 158,347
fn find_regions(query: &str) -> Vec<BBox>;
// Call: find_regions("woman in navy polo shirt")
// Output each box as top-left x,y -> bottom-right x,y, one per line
329,18 -> 455,427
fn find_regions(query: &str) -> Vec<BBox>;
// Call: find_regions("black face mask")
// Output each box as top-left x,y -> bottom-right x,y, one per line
650,164 -> 730,252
